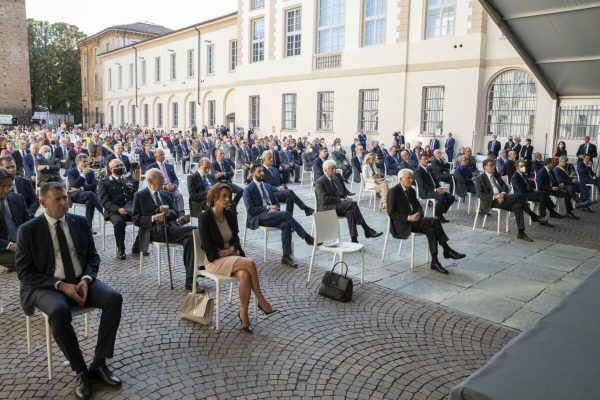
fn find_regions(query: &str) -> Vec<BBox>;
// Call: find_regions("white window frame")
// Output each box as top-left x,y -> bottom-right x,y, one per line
420,86 -> 445,135
207,100 -> 216,128
172,102 -> 179,127
286,8 -> 302,57
317,91 -> 334,131
282,93 -> 297,130
187,49 -> 195,77
207,44 -> 215,75
363,0 -> 386,46
155,57 -> 161,82
189,101 -> 196,127
317,0 -> 346,54
251,0 -> 264,10
358,89 -> 379,133
170,53 -> 177,80
249,96 -> 260,128
229,40 -> 238,71
426,0 -> 455,39
141,59 -> 147,85
157,103 -> 163,127
143,104 -> 149,127
251,18 -> 265,63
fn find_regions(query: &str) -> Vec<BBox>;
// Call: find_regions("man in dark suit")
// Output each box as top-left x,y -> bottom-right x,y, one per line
12,140 -> 28,176
175,139 -> 191,173
487,134 -> 501,157
187,158 -> 217,218
37,145 -> 63,185
350,145 -> 364,185
0,156 -> 39,216
496,149 -> 507,176
243,164 -> 315,267
234,139 -> 253,182
504,136 -> 516,152
278,141 -> 297,184
399,150 -> 414,171
24,143 -> 39,182
99,158 -> 140,260
106,144 -> 132,176
54,138 -> 71,169
503,150 -> 517,181
146,148 -> 186,219
535,158 -> 577,219
577,155 -> 600,200
0,168 -> 32,271
511,160 -> 554,225
16,182 -> 123,399
555,156 -> 594,209
315,160 -> 381,243
132,169 -> 199,290
358,131 -> 367,149
210,149 -> 243,210
67,154 -> 103,231
576,136 -> 598,160
520,138 -> 534,174
414,155 -> 455,222
474,159 -> 532,241
312,147 -> 329,181
429,150 -> 453,193
445,133 -> 455,162
388,169 -> 464,274
68,140 -> 90,170
384,146 -> 401,177
531,152 -> 544,173
429,135 -> 440,152
393,132 -> 405,149
262,151 -> 314,216
350,138 -> 360,158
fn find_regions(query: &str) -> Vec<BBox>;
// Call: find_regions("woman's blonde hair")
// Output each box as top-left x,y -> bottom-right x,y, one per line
365,153 -> 377,164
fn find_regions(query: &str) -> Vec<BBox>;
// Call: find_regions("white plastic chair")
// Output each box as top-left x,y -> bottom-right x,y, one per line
26,306 -> 93,379
242,223 -> 280,264
472,198 -> 510,235
576,166 -> 597,201
191,231 -> 256,332
414,180 -> 437,217
358,173 -> 377,210
300,169 -> 313,185
452,175 -> 472,214
102,219 -> 136,253
380,217 -> 428,268
139,242 -> 181,286
308,210 -> 365,284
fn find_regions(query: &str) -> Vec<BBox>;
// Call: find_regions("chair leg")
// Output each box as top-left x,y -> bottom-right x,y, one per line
139,251 -> 143,274
308,245 -> 317,282
472,209 -> 479,231
192,266 -> 198,294
360,249 -> 365,284
102,221 -> 106,251
26,316 -> 31,354
467,195 -> 472,214
263,231 -> 268,264
506,212 -> 510,232
482,214 -> 488,229
45,314 -> 52,380
228,282 -> 234,304
215,282 -> 221,332
242,225 -> 248,248
84,313 -> 89,337
381,231 -> 389,261
410,234 -> 415,269
331,253 -> 337,268
497,212 -> 501,236
398,239 -> 403,256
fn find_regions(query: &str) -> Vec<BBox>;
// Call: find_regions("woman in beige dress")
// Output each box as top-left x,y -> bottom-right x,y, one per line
362,152 -> 389,211
198,183 -> 275,334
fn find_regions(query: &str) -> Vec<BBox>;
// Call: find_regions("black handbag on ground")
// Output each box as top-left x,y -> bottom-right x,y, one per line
319,261 -> 353,302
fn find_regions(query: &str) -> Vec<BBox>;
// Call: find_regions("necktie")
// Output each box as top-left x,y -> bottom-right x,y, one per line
56,220 -> 76,283
182,146 -> 187,156
490,174 -> 502,193
154,191 -> 163,207
259,183 -> 271,206
220,163 -> 225,173
2,200 -> 17,242
425,167 -> 436,188
404,189 -> 414,213
160,163 -> 171,185
331,178 -> 343,197
245,149 -> 250,163
202,175 -> 211,190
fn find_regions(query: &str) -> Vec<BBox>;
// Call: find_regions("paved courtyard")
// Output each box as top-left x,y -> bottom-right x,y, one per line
1,174 -> 598,399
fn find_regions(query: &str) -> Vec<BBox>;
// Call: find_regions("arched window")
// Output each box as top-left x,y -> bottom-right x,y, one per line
485,69 -> 536,138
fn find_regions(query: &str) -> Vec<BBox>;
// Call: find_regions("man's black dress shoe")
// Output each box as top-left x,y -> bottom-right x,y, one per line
117,250 -> 126,260
132,249 -> 150,256
351,236 -> 359,243
347,192 -> 356,196
89,365 -> 122,387
443,249 -> 466,259
185,282 -> 206,293
430,261 -> 449,274
365,230 -> 383,239
529,214 -> 540,222
75,372 -> 92,399
281,255 -> 298,268
538,221 -> 555,227
566,212 -> 580,220
517,233 -> 534,242
304,207 -> 315,216
549,211 -> 565,218
438,216 -> 450,223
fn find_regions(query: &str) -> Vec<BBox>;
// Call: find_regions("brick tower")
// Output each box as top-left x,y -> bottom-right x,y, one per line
0,0 -> 32,123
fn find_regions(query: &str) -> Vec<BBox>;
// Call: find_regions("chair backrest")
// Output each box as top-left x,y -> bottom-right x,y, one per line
313,210 -> 340,243
451,175 -> 456,195
312,191 -> 318,210
414,180 -> 422,200
192,230 -> 207,268
533,170 -> 539,190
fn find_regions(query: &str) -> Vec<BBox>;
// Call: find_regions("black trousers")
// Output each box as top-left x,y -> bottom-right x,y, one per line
257,210 -> 308,256
525,191 -> 555,218
150,225 -> 195,283
334,200 -> 366,238
411,217 -> 449,256
71,191 -> 103,227
425,190 -> 455,216
492,194 -> 525,232
32,279 -> 122,373
274,189 -> 308,216
0,250 -> 15,269
546,189 -> 573,213
109,213 -> 140,252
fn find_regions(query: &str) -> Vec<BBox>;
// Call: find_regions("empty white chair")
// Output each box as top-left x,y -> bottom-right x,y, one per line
380,217 -> 428,268
300,169 -> 313,185
472,198 -> 510,235
242,223 -> 281,264
139,242 -> 181,286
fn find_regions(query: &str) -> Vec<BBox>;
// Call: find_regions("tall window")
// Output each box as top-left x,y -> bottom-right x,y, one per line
119,105 -> 125,124
249,96 -> 260,128
421,86 -> 445,134
207,44 -> 215,74
189,101 -> 197,127
131,105 -> 136,126
105,43 -> 111,52
94,74 -> 98,95
107,68 -> 112,90
93,48 -> 98,64
143,104 -> 149,127
251,0 -> 264,9
129,63 -> 134,87
252,18 -> 265,63
83,78 -> 87,96
207,100 -> 216,128
282,94 -> 297,129
426,0 -> 455,39
318,0 -> 345,54
155,57 -> 161,82
170,53 -> 177,80
358,89 -> 379,132
558,106 -> 600,140
157,103 -> 163,127
364,0 -> 386,46
82,53 -> 87,68
286,8 -> 302,57
141,59 -> 147,85
172,102 -> 179,127
485,69 -> 536,138
110,106 -> 114,125
117,65 -> 122,89
187,49 -> 195,77
317,91 -> 334,131
229,40 -> 238,71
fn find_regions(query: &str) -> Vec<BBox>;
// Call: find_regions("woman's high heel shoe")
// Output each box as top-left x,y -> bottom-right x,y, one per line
258,304 -> 278,316
238,312 -> 254,334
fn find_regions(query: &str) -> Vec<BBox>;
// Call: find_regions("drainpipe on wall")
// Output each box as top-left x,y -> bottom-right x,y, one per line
134,46 -> 138,109
551,98 -> 561,157
400,1 -> 411,136
194,26 -> 201,106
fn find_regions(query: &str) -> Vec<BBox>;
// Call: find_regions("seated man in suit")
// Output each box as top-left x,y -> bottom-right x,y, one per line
399,150 -> 414,171
187,158 -> 216,218
429,150 -> 453,194
315,160 -> 382,243
243,164 -> 315,268
146,148 -> 187,221
0,156 -> 39,216
279,140 -> 300,183
330,142 -> 352,183
388,169 -> 465,274
0,168 -> 33,271
350,145 -> 364,185
132,169 -> 201,291
511,160 -> 556,225
384,146 -> 401,177
106,144 -> 132,177
37,145 -> 63,185
67,154 -> 103,232
554,156 -> 594,210
536,158 -> 577,219
99,158 -> 140,260
474,159 -> 532,241
503,150 -> 517,181
175,139 -> 191,174
453,155 -> 477,200
210,149 -> 243,210
24,144 -> 40,183
261,150 -> 314,217
414,155 -> 455,222
577,154 -> 600,193
16,182 -> 123,399
234,139 -> 253,183
68,140 -> 89,171
301,144 -> 317,172
531,152 -> 544,174
496,149 -> 507,176
312,147 -> 329,181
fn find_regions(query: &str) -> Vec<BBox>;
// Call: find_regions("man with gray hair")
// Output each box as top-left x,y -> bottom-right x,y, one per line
388,169 -> 465,274
36,145 -> 63,185
146,148 -> 188,222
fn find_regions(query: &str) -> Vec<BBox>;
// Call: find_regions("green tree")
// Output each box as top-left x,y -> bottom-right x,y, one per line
27,19 -> 86,119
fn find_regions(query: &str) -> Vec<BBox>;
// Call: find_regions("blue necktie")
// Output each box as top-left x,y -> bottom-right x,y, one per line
259,183 -> 271,206
202,175 -> 211,190
2,200 -> 17,242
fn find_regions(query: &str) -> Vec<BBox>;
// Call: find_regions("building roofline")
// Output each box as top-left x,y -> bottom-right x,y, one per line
79,25 -> 171,46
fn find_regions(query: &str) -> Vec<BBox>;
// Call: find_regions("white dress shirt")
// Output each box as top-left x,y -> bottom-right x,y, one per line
44,213 -> 88,287
485,172 -> 501,195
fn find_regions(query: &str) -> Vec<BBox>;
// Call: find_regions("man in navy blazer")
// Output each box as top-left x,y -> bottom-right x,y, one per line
0,156 -> 39,216
576,136 -> 598,160
350,145 -> 364,184
16,182 -> 123,398
577,155 -> 600,196
176,140 -> 191,173
414,155 -> 455,222
429,135 -> 440,151
68,154 -> 103,231
261,151 -> 314,216
210,149 -> 243,210
24,143 -> 39,182
146,148 -> 186,218
487,134 -> 501,157
0,169 -> 32,270
384,146 -> 401,177
243,164 -> 315,267
312,147 -> 328,181
106,144 -> 132,176
535,159 -> 576,218
444,133 -> 455,162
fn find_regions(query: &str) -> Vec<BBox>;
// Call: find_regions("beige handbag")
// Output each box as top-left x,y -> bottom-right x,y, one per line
181,293 -> 213,325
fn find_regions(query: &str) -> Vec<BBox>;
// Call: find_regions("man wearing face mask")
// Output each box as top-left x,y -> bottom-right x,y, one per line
99,159 -> 141,260
67,154 -> 104,233
511,160 -> 557,226
36,145 -> 63,185
331,141 -> 352,183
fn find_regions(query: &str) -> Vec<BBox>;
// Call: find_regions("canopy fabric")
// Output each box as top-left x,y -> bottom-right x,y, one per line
479,0 -> 600,98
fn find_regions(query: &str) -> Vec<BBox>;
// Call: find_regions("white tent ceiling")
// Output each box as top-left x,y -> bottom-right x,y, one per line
479,0 -> 600,99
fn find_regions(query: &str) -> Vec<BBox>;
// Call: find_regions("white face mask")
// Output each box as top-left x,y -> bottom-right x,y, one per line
559,144 -> 565,149
518,166 -> 526,173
